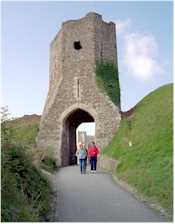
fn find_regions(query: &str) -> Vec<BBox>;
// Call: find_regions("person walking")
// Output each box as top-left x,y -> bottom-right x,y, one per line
82,143 -> 88,169
75,144 -> 80,165
76,143 -> 87,174
88,141 -> 100,173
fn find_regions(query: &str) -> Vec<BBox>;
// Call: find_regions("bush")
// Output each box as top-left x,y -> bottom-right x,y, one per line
1,114 -> 52,222
41,156 -> 58,173
1,144 -> 51,221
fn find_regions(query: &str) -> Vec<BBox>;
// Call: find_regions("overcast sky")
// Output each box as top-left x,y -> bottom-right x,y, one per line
2,1 -> 173,134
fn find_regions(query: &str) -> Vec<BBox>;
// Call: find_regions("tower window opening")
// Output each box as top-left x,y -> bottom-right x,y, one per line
74,41 -> 82,50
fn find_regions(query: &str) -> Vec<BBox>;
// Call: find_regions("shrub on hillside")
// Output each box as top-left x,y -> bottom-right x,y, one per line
1,143 -> 51,221
1,112 -> 52,222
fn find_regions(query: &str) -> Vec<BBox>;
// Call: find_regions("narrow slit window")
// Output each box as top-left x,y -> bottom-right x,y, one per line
74,41 -> 82,50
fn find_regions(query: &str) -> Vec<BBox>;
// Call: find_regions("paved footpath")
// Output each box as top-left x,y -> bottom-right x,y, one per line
54,165 -> 167,222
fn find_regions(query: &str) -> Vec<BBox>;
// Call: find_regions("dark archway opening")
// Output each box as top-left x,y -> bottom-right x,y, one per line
61,109 -> 94,166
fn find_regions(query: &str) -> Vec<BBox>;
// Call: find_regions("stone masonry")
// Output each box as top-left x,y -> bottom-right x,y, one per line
77,131 -> 95,149
37,12 -> 121,166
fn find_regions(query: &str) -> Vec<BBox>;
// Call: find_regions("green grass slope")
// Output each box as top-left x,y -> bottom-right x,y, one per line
7,114 -> 40,147
6,114 -> 57,172
104,84 -> 173,216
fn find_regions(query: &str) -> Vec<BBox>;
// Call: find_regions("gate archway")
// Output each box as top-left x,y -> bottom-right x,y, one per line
61,109 -> 94,166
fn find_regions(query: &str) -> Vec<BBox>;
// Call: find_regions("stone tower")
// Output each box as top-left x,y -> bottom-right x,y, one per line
37,12 -> 121,166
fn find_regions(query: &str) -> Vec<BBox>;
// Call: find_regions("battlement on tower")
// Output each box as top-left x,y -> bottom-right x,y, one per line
51,12 -> 117,64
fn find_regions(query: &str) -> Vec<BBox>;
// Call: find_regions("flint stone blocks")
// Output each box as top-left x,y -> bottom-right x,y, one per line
37,12 -> 121,166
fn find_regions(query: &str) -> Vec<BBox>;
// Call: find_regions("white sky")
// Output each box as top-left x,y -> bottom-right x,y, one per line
77,122 -> 95,136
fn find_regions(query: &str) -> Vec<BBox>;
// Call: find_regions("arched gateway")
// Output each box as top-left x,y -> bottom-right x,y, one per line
37,12 -> 121,166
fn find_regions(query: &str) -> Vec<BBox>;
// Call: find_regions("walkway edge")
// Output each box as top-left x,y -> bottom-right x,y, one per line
40,169 -> 58,221
112,174 -> 171,221
99,154 -> 171,221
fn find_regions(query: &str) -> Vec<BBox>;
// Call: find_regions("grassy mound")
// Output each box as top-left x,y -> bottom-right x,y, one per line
6,114 -> 57,172
104,84 -> 173,216
6,114 -> 40,147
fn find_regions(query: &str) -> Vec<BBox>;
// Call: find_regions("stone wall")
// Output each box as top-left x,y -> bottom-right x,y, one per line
37,12 -> 121,166
77,131 -> 95,148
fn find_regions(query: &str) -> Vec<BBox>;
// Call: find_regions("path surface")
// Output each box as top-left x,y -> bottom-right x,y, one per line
54,165 -> 167,222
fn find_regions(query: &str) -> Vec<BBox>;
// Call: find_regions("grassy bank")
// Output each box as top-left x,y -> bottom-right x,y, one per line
2,145 -> 51,221
104,84 -> 173,216
1,114 -> 57,221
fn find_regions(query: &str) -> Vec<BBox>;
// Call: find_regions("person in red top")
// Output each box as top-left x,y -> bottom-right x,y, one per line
88,141 -> 100,173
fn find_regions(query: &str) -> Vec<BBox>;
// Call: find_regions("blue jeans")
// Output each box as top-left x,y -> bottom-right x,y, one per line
90,156 -> 97,170
79,159 -> 86,173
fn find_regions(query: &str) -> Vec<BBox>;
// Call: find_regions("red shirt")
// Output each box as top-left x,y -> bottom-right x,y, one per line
88,146 -> 100,157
